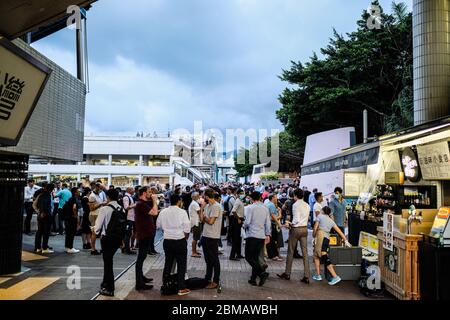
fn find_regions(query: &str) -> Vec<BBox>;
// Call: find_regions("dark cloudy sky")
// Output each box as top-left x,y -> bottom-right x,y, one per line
32,0 -> 412,137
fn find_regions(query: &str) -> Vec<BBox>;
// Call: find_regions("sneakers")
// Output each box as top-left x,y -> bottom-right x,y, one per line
312,274 -> 323,281
99,288 -> 114,297
91,250 -> 101,256
328,276 -> 342,286
65,248 -> 80,254
34,249 -> 42,254
178,289 -> 191,296
41,248 -> 54,254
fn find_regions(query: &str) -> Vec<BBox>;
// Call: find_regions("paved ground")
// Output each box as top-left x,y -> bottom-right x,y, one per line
0,216 -> 393,300
0,215 -> 162,300
97,229 -> 392,301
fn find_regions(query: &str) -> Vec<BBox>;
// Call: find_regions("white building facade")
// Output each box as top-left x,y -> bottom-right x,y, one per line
28,135 -> 232,187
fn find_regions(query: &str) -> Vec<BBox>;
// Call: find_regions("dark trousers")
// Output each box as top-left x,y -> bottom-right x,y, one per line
65,217 -> 78,249
35,215 -> 51,250
123,220 -> 134,251
51,203 -> 59,232
267,226 -> 280,259
229,216 -> 242,258
57,208 -> 65,234
245,237 -> 265,281
24,202 -> 34,234
148,232 -> 156,253
203,237 -> 220,283
163,239 -> 188,290
148,216 -> 157,253
136,237 -> 151,286
100,236 -> 121,292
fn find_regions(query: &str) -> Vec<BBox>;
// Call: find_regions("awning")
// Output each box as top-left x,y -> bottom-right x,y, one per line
300,116 -> 450,177
301,142 -> 380,176
0,0 -> 97,39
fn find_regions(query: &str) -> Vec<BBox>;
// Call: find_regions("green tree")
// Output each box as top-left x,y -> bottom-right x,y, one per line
233,131 -> 303,178
276,1 -> 413,163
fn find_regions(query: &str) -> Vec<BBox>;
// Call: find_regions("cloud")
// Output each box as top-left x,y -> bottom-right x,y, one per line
32,0 -> 413,143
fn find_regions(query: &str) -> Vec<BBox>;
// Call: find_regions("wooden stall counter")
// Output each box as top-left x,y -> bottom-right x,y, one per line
377,227 -> 422,300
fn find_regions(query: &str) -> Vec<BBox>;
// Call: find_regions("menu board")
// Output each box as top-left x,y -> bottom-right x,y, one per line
417,141 -> 450,180
344,172 -> 366,197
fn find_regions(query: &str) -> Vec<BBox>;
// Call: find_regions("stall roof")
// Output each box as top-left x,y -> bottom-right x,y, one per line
301,116 -> 450,176
0,0 -> 97,39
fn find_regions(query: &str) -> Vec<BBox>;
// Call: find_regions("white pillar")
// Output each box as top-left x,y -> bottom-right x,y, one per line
139,155 -> 143,166
108,174 -> 112,186
139,174 -> 143,186
77,173 -> 81,181
108,154 -> 112,165
46,173 -> 51,182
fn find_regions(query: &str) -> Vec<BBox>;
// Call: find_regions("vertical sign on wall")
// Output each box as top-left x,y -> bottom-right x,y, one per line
383,211 -> 394,251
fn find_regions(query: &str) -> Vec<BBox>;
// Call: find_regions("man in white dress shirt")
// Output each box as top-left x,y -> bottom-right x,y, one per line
157,194 -> 191,296
277,188 -> 311,283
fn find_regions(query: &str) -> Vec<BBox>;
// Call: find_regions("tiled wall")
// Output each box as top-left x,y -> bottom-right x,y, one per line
413,0 -> 450,125
0,39 -> 86,161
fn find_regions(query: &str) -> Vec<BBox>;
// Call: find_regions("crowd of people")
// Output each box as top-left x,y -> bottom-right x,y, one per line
23,178 -> 352,297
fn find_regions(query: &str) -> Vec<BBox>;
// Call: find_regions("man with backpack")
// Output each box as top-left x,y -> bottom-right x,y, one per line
121,187 -> 137,255
223,187 -> 235,246
94,189 -> 127,297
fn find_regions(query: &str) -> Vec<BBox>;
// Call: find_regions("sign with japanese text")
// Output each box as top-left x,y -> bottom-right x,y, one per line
0,38 -> 51,146
417,141 -> 450,180
383,211 -> 394,251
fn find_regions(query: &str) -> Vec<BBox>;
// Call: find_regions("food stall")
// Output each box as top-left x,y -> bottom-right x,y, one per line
301,117 -> 450,299
358,117 -> 450,300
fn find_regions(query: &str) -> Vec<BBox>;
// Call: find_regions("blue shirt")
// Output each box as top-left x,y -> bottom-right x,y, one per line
56,189 -> 72,209
330,198 -> 346,227
244,202 -> 271,239
308,193 -> 316,211
265,201 -> 278,225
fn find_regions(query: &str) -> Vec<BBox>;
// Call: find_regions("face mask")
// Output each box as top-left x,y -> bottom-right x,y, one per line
240,195 -> 245,200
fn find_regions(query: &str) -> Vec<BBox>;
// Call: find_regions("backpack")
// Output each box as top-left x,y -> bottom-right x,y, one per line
223,196 -> 235,214
161,274 -> 178,296
186,277 -> 209,290
104,204 -> 127,240
118,195 -> 132,211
